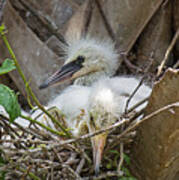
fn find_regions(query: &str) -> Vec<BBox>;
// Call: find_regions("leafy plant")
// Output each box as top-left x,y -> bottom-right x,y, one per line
0,154 -> 7,180
0,23 -> 70,137
0,58 -> 16,75
0,56 -> 21,122
0,84 -> 21,122
118,153 -> 137,180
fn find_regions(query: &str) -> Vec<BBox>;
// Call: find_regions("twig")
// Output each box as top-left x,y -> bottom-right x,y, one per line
76,158 -> 85,174
122,53 -> 143,73
112,102 -> 179,146
125,52 -> 154,113
92,171 -> 122,180
173,60 -> 179,69
157,28 -> 179,76
127,97 -> 149,113
62,164 -> 82,180
18,167 -> 41,180
0,138 -> 56,145
4,119 -> 43,139
0,116 -> 20,138
4,102 -> 175,153
20,115 -> 66,137
117,143 -> 124,172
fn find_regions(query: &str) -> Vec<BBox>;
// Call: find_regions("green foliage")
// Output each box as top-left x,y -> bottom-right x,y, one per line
0,58 -> 16,75
118,177 -> 137,180
105,149 -> 121,169
123,153 -> 131,165
105,150 -> 137,180
118,153 -> 137,180
0,154 -> 7,180
0,84 -> 21,122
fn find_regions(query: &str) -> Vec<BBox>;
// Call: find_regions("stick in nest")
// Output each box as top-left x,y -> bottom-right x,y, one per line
157,28 -> 179,76
125,51 -> 154,113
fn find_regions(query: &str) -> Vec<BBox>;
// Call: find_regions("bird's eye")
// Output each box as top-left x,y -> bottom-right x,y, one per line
76,56 -> 85,65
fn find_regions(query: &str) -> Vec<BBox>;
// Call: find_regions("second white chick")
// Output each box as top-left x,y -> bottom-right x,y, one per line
86,76 -> 151,174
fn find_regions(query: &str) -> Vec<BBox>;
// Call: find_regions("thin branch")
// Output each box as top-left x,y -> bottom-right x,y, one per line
20,115 -> 66,137
157,28 -> 179,76
173,60 -> 179,69
76,158 -> 85,174
127,97 -> 149,113
125,52 -> 154,113
113,102 -> 179,146
18,102 -> 179,154
117,143 -> 124,172
122,53 -> 143,73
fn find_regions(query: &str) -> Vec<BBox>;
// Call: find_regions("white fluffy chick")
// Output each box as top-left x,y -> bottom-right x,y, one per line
39,37 -> 152,174
86,77 -> 151,174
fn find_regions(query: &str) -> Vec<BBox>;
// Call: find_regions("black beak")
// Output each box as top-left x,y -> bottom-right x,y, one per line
39,61 -> 83,89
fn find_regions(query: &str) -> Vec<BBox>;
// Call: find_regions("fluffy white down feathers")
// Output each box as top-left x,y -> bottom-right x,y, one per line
46,76 -> 152,136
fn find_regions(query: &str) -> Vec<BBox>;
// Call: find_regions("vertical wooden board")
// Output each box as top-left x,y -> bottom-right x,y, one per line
99,0 -> 164,52
0,1 -> 68,105
131,69 -> 179,180
136,2 -> 172,72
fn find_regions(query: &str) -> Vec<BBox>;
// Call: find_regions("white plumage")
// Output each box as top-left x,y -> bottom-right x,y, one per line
0,37 -> 152,175
37,37 -> 152,174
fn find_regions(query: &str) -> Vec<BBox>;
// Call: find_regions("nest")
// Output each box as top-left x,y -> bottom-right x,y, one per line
0,104 -> 141,180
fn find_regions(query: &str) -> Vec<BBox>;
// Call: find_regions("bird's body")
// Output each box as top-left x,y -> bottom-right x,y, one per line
48,85 -> 91,136
39,37 -> 152,174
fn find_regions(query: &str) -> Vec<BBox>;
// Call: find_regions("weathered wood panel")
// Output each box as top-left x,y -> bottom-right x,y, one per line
92,0 -> 164,53
0,0 -> 68,105
136,2 -> 172,72
131,68 -> 179,180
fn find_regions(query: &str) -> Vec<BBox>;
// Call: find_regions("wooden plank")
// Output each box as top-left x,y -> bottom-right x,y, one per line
0,0 -> 68,105
90,0 -> 164,53
136,2 -> 172,72
131,68 -> 179,180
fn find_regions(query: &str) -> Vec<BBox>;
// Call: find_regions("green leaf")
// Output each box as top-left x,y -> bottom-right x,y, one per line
0,84 -> 21,122
109,149 -> 120,155
0,171 -> 6,180
0,155 -> 7,180
123,153 -> 131,165
106,163 -> 112,169
122,167 -> 131,177
118,177 -> 137,180
0,59 -> 16,75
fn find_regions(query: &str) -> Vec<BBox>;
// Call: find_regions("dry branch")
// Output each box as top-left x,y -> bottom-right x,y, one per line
157,28 -> 179,76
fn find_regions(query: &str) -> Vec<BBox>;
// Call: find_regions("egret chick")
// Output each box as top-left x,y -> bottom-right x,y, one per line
40,37 -> 119,88
87,77 -> 151,174
87,78 -> 126,174
39,37 -> 152,174
48,85 -> 91,136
